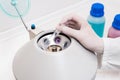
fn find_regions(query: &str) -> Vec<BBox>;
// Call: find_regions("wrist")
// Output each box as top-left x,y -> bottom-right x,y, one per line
94,38 -> 104,55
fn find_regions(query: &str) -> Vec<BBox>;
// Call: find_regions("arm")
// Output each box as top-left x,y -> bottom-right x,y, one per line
101,38 -> 120,70
56,14 -> 120,70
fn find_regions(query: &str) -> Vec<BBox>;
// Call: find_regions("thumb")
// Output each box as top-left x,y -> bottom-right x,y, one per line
57,25 -> 78,37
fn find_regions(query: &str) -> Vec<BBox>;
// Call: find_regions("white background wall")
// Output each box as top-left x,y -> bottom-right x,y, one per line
0,0 -> 82,32
0,0 -> 120,34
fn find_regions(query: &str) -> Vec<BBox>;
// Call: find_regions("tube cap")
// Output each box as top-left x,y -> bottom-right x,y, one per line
90,3 -> 104,17
31,24 -> 36,29
112,14 -> 120,30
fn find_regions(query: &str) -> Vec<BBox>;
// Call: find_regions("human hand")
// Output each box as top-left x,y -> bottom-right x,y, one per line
56,14 -> 104,54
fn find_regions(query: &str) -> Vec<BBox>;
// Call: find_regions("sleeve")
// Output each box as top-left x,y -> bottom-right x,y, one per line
101,37 -> 120,70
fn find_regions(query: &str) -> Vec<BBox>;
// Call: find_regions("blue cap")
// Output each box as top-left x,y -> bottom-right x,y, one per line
31,24 -> 36,29
112,14 -> 120,30
11,0 -> 18,6
90,3 -> 104,17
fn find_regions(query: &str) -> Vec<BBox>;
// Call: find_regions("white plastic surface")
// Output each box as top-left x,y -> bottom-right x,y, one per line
0,31 -> 29,80
13,31 -> 97,80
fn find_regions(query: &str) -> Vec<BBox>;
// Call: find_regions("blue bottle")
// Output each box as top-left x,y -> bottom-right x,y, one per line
87,3 -> 105,37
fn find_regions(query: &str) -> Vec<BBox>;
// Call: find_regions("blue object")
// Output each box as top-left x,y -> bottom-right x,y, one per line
11,0 -> 18,6
87,2 -> 105,37
31,24 -> 36,29
88,20 -> 105,37
90,3 -> 104,17
112,14 -> 120,30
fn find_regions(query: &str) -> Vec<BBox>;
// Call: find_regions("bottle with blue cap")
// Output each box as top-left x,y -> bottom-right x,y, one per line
108,14 -> 120,38
87,3 -> 105,37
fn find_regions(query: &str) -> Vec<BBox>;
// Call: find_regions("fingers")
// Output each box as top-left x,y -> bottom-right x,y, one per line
60,14 -> 88,28
56,14 -> 90,38
64,20 -> 80,30
56,25 -> 78,37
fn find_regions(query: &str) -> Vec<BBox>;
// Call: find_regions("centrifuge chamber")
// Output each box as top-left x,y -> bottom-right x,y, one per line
13,30 -> 97,80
